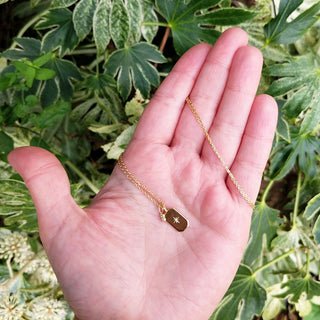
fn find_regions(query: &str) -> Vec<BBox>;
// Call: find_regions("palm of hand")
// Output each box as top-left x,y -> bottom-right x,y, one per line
8,28 -> 277,320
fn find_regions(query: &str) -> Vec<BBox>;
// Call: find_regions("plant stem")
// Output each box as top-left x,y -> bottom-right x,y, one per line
65,160 -> 100,194
292,170 -> 302,229
10,11 -> 48,49
252,249 -> 296,277
305,249 -> 310,276
1,249 -> 45,290
261,180 -> 274,203
6,259 -> 13,278
159,26 -> 171,53
154,26 -> 171,68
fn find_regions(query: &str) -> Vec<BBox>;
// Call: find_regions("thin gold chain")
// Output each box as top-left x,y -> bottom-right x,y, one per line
185,97 -> 255,209
118,154 -> 168,220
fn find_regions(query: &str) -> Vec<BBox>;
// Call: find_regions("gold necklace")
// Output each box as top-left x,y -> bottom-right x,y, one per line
185,97 -> 255,210
117,97 -> 255,232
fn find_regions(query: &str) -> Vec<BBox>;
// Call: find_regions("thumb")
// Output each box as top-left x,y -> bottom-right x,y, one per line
8,146 -> 80,246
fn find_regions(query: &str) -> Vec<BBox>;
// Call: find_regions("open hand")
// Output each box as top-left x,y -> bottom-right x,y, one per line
8,28 -> 277,320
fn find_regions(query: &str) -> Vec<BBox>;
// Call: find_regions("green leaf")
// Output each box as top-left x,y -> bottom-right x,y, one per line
0,131 -> 14,162
33,52 -> 54,67
13,60 -> 36,87
104,42 -> 166,99
243,202 -> 281,265
276,276 -> 320,303
35,68 -> 56,80
264,54 -> 320,126
156,0 -> 256,55
102,123 -> 136,159
211,264 -> 267,320
30,101 -> 71,129
14,94 -> 38,118
73,0 -> 97,41
110,0 -> 130,48
276,100 -> 291,142
0,179 -> 38,233
264,0 -> 320,45
304,194 -> 320,220
93,0 -> 111,54
50,0 -> 78,8
35,9 -> 79,56
126,0 -> 143,44
1,38 -> 41,61
141,1 -> 159,42
269,131 -> 320,180
40,57 -> 81,107
313,216 -> 320,244
304,303 -> 320,320
71,74 -> 125,125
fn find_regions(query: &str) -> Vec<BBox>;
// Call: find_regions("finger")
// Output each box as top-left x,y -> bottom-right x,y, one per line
227,94 -> 278,207
8,147 -> 80,246
132,43 -> 211,145
202,45 -> 263,172
171,27 -> 248,152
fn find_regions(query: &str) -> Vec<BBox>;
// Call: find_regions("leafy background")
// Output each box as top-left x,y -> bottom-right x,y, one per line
0,0 -> 320,319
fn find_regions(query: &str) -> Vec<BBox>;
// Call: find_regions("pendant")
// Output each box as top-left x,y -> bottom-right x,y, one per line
165,208 -> 189,232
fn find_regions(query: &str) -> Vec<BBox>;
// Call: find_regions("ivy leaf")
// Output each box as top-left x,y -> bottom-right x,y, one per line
275,276 -> 320,303
264,0 -> 320,45
243,202 -> 281,265
211,264 -> 267,320
73,0 -> 97,41
110,0 -> 130,49
0,179 -> 38,233
104,42 -> 166,99
40,57 -> 81,107
156,0 -> 256,55
35,9 -> 79,56
93,0 -> 111,54
264,53 -> 320,130
1,38 -> 41,61
0,131 -> 14,162
269,130 -> 320,180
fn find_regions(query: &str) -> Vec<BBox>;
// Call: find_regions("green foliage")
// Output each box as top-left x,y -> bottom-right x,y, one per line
104,42 -> 166,99
211,265 -> 267,320
156,0 -> 255,55
1,0 -> 320,319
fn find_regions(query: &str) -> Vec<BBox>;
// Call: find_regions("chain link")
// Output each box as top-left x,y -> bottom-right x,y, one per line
118,154 -> 168,220
185,97 -> 255,209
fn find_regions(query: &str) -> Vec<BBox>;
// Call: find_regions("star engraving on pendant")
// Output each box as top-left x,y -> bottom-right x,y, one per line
172,216 -> 180,224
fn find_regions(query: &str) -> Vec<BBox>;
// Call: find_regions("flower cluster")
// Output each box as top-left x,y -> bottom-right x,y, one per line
25,297 -> 68,320
0,292 -> 26,320
0,229 -> 34,267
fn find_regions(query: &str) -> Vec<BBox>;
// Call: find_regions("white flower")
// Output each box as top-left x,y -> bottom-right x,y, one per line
26,297 -> 67,320
0,292 -> 26,320
29,254 -> 58,287
0,229 -> 34,267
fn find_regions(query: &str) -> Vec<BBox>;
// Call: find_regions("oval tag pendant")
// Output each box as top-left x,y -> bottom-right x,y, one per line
165,208 -> 189,232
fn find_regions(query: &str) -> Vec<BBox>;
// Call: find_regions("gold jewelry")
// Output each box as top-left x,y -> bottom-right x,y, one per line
117,96 -> 255,233
185,97 -> 255,209
117,154 -> 189,232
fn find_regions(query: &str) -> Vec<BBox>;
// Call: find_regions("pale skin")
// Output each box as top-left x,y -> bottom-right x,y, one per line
8,28 -> 278,320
